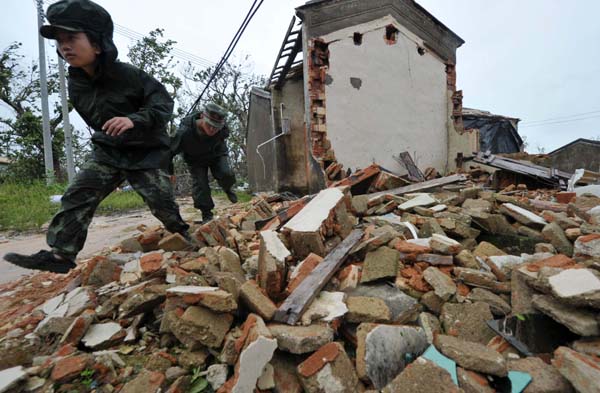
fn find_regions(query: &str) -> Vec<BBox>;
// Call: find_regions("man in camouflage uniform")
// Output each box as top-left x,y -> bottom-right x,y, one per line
4,0 -> 189,273
172,103 -> 237,223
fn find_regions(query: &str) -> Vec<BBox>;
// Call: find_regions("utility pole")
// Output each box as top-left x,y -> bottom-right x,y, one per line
58,56 -> 75,182
35,0 -> 54,184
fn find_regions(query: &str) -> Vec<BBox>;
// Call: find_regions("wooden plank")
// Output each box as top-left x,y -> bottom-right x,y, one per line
396,151 -> 425,182
273,229 -> 364,325
367,174 -> 467,198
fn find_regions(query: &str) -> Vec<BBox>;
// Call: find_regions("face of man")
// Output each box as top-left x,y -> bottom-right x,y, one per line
55,30 -> 101,72
197,114 -> 221,136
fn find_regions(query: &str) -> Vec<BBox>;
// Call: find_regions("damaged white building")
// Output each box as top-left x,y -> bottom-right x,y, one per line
247,0 -> 480,194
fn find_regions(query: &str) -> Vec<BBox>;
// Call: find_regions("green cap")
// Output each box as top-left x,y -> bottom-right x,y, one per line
202,102 -> 227,129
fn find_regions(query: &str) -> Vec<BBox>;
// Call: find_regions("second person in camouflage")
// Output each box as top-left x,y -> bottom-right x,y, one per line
171,103 -> 237,223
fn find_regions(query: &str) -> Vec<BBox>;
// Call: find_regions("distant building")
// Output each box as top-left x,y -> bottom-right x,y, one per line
546,138 -> 600,174
462,108 -> 523,154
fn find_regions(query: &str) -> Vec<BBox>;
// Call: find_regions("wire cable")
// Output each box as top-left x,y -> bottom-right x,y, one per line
186,0 -> 265,116
520,114 -> 600,128
521,109 -> 600,125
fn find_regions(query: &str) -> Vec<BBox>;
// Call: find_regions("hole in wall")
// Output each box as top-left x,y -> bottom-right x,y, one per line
353,32 -> 363,45
385,25 -> 398,45
417,46 -> 425,56
350,77 -> 362,90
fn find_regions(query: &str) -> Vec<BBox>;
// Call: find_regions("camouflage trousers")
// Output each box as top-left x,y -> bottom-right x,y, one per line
188,155 -> 236,214
47,160 -> 189,259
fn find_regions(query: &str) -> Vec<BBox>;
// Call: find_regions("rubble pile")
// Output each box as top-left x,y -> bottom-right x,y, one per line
1,169 -> 600,393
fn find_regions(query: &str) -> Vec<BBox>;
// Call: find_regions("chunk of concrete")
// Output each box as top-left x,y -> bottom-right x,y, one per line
500,203 -> 547,229
549,268 -> 600,305
207,364 -> 229,391
440,302 -> 496,345
361,246 -> 400,283
382,357 -> 461,393
177,305 -> 233,348
457,367 -> 494,393
398,193 -> 437,211
345,284 -> 420,323
81,322 -> 125,349
532,295 -> 600,336
300,291 -> 348,325
552,346 -> 600,393
574,234 -> 600,258
158,232 -> 191,251
423,267 -> 456,301
297,342 -> 363,393
467,288 -> 511,316
120,370 -> 165,393
572,337 -> 600,357
239,280 -> 277,321
345,296 -> 391,323
0,366 -> 27,393
357,324 -> 428,389
435,335 -> 507,377
430,234 -> 462,255
542,222 -> 574,256
418,312 -> 442,344
258,230 -> 290,299
509,357 -> 574,393
267,324 -> 334,354
225,316 -> 277,393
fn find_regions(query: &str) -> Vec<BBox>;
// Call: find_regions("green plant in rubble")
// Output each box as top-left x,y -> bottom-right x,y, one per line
189,366 -> 209,393
80,368 -> 95,388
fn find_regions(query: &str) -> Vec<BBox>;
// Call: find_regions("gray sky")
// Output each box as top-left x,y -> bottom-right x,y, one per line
1,0 -> 599,152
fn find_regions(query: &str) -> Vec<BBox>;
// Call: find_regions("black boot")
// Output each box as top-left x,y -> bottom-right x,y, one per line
225,189 -> 238,203
201,210 -> 214,224
4,250 -> 76,274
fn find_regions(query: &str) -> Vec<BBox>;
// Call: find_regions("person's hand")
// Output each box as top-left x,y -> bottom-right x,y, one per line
103,117 -> 134,136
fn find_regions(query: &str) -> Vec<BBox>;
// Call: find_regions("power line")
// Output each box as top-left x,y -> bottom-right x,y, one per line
187,0 -> 265,115
521,109 -> 600,125
520,114 -> 600,128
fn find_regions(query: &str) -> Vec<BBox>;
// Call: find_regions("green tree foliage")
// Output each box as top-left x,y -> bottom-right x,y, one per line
0,42 -> 86,182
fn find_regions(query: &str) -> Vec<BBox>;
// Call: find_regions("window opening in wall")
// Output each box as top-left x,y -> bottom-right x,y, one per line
385,25 -> 398,44
353,32 -> 363,45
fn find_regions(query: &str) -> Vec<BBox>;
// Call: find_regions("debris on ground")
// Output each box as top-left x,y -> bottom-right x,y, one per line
1,162 -> 600,393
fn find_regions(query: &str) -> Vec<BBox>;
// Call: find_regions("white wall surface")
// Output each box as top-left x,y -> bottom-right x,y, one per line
323,16 -> 449,173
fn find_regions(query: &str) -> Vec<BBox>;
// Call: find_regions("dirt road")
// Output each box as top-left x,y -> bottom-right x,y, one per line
0,197 -> 225,284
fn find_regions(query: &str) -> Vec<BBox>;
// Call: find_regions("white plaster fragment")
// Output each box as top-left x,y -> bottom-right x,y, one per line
207,364 -> 228,390
41,293 -> 65,315
166,286 -> 219,295
283,188 -> 344,232
315,363 -> 345,393
574,184 -> 600,197
398,194 -> 437,211
488,255 -> 524,270
430,204 -> 447,213
549,269 -> 600,298
503,203 -> 547,226
82,322 -> 122,348
0,366 -> 26,393
64,287 -> 92,317
301,291 -> 348,325
260,231 -> 291,261
232,336 -> 277,393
